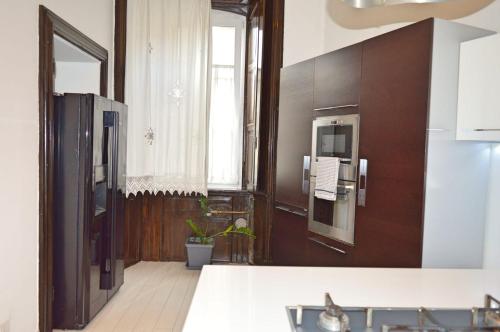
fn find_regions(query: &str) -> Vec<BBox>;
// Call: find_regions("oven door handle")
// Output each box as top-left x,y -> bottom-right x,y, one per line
357,158 -> 368,207
302,156 -> 310,194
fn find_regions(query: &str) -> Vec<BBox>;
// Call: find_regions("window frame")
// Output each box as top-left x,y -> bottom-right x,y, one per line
207,10 -> 247,191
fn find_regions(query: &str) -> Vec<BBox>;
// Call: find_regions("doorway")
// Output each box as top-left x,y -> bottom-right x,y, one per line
38,6 -> 108,332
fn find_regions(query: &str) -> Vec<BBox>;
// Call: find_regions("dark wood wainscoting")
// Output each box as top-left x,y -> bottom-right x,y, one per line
124,192 -> 253,267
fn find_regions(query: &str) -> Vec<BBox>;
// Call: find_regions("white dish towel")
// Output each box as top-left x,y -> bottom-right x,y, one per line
314,157 -> 340,201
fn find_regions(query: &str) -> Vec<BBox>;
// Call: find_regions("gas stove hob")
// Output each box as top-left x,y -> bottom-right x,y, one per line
286,294 -> 500,332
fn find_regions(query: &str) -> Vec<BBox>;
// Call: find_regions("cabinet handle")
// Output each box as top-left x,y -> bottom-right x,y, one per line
308,237 -> 347,255
473,129 -> 500,132
275,205 -> 308,218
313,104 -> 359,111
357,158 -> 368,207
302,156 -> 310,194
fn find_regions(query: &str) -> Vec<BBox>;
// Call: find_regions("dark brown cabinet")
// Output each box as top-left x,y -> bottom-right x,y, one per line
355,20 -> 433,267
313,44 -> 362,110
272,208 -> 310,266
275,59 -> 314,209
273,20 -> 434,267
272,59 -> 314,264
273,208 -> 352,266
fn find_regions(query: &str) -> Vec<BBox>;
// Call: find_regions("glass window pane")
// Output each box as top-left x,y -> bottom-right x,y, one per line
208,66 -> 242,189
212,26 -> 236,66
208,13 -> 245,190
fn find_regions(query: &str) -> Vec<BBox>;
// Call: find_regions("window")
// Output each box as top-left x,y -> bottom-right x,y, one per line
207,11 -> 246,190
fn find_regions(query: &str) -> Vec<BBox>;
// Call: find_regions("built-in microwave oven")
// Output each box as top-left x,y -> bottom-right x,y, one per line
308,114 -> 361,245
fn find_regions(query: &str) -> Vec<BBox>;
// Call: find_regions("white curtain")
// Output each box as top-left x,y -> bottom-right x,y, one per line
125,0 -> 211,196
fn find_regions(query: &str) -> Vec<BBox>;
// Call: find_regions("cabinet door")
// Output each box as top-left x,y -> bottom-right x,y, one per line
271,207 -> 310,266
272,206 -> 354,266
313,44 -> 362,110
457,34 -> 500,141
275,59 -> 314,209
354,20 -> 433,267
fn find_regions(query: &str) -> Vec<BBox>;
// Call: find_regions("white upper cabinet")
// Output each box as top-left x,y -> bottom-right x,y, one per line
457,34 -> 500,141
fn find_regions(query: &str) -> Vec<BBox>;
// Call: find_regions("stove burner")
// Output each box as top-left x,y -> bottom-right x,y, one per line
317,293 -> 350,332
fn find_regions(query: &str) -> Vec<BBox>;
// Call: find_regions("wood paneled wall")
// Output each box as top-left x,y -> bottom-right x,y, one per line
124,192 -> 253,267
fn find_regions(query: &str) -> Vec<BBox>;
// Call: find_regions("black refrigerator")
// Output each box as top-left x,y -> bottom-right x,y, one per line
53,94 -> 127,329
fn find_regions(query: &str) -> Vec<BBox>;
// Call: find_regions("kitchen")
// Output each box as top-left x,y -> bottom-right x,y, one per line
185,2 -> 500,330
1,0 -> 500,332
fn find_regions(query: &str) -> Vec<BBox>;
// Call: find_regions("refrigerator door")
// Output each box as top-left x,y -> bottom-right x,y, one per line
53,94 -> 127,329
108,100 -> 127,299
89,95 -> 111,320
53,94 -> 90,328
53,94 -> 108,329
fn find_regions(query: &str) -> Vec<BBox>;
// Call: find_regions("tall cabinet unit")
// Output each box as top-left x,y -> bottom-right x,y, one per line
272,59 -> 314,265
354,20 -> 433,267
53,94 -> 127,329
273,19 -> 493,268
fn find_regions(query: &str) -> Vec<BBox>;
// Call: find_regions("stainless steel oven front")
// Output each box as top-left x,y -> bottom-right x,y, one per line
308,114 -> 360,245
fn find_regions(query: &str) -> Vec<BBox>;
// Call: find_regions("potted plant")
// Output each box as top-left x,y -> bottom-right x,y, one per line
185,196 -> 255,269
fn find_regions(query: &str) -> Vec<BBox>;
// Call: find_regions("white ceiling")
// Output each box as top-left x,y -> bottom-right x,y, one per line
54,34 -> 99,63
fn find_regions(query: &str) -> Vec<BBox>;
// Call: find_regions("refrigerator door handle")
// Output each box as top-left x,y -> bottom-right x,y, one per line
109,111 -> 119,288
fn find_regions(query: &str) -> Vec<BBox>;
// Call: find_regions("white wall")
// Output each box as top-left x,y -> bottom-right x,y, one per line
0,1 -> 114,331
421,20 -> 493,269
55,62 -> 101,95
283,0 -> 500,66
483,144 -> 500,269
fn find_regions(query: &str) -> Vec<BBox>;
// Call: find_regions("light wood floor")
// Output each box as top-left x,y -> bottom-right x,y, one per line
54,261 -> 201,332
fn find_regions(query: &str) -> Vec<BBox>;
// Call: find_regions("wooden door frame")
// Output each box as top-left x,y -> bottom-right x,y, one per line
38,6 -> 108,331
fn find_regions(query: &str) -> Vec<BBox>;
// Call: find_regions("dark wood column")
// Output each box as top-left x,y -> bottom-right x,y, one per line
114,0 -> 127,103
252,0 -> 285,264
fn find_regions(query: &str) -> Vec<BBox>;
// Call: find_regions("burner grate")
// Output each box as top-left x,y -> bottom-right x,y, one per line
286,294 -> 500,332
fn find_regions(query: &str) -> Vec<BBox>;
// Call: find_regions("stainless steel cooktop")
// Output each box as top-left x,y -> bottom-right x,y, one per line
286,294 -> 500,332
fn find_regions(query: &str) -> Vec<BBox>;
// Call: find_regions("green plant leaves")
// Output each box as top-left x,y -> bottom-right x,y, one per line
199,196 -> 210,217
186,196 -> 256,245
186,218 -> 206,239
222,225 -> 234,236
233,226 -> 256,238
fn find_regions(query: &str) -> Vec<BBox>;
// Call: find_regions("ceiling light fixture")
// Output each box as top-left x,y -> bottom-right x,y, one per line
341,0 -> 454,8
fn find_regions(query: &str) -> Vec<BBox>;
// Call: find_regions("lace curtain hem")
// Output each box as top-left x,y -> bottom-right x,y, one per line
126,176 -> 208,197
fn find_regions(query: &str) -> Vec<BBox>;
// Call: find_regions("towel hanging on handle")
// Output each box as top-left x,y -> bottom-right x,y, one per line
314,157 -> 341,201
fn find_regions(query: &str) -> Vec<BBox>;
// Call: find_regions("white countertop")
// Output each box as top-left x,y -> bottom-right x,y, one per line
183,265 -> 500,332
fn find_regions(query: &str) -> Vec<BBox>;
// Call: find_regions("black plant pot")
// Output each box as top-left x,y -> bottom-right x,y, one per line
185,237 -> 214,270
